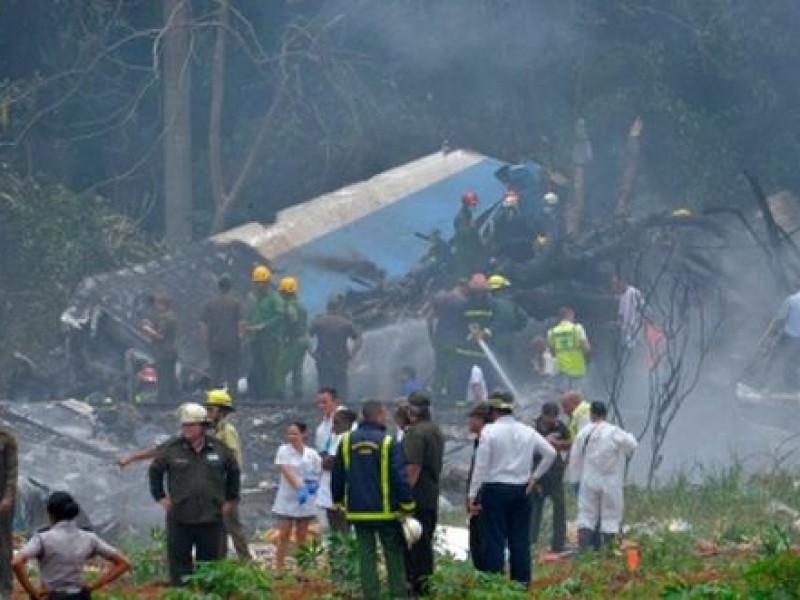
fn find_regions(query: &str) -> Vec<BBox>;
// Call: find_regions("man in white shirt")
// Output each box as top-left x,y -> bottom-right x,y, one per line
467,391 -> 556,588
613,274 -> 643,348
314,387 -> 341,529
569,401 -> 638,552
466,364 -> 488,404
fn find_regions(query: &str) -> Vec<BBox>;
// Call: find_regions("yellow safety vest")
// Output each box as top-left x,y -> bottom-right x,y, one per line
548,321 -> 587,377
568,401 -> 591,440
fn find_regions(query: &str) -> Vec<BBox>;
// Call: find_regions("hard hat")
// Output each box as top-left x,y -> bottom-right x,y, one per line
138,365 -> 158,384
672,207 -> 693,217
237,377 -> 249,396
461,191 -> 479,206
206,389 -> 234,410
502,189 -> 520,208
400,516 -> 423,548
468,273 -> 488,290
488,391 -> 515,410
534,234 -> 549,248
251,265 -> 272,283
178,402 -> 209,425
487,274 -> 511,290
543,192 -> 559,206
278,276 -> 298,294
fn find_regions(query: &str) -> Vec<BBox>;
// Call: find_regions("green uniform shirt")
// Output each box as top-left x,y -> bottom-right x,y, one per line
248,288 -> 285,341
402,420 -> 445,511
283,297 -> 309,343
149,435 -> 240,524
152,310 -> 177,358
548,320 -> 588,377
214,420 -> 242,466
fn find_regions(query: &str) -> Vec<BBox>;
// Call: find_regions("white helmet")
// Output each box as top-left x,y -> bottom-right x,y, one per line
543,192 -> 559,206
400,516 -> 423,548
177,402 -> 208,425
237,377 -> 249,396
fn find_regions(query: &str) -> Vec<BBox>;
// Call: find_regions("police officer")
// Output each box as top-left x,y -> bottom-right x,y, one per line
205,390 -> 252,561
331,400 -> 415,600
12,491 -> 130,599
149,403 -> 240,586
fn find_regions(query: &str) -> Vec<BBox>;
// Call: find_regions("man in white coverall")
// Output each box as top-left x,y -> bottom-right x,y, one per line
569,400 -> 638,551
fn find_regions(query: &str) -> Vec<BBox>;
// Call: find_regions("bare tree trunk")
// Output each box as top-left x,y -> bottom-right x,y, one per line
163,0 -> 193,247
615,117 -> 643,221
208,0 -> 228,213
566,118 -> 592,237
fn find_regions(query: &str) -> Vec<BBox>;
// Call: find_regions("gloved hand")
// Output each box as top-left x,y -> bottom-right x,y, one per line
296,486 -> 309,505
304,479 -> 319,495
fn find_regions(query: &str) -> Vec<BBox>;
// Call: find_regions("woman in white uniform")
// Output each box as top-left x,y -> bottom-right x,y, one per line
273,421 -> 322,571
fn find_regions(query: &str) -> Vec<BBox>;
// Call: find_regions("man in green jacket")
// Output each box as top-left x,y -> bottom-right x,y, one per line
277,276 -> 309,401
245,265 -> 285,400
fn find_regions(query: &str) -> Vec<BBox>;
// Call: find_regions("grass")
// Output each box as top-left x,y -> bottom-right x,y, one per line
90,465 -> 800,598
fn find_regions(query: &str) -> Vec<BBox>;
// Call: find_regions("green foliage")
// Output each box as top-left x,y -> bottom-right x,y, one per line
661,580 -> 738,600
742,551 -> 800,599
427,555 -> 529,599
166,559 -> 274,600
324,530 -> 361,597
294,536 -> 325,573
117,527 -> 168,585
541,576 -> 584,598
0,168 -> 159,380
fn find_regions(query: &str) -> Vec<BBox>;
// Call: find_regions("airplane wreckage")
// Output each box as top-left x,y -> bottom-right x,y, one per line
5,129 -> 800,533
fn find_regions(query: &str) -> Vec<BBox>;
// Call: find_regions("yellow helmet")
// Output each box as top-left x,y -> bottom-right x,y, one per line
487,274 -> 511,290
672,207 -> 693,218
206,389 -> 234,410
251,265 -> 271,283
278,276 -> 299,294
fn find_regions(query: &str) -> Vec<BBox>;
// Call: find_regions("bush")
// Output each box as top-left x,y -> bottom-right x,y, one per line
427,555 -> 529,599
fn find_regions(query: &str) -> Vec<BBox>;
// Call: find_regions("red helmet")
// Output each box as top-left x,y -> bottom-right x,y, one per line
138,365 -> 158,384
468,272 -> 489,290
461,191 -> 479,206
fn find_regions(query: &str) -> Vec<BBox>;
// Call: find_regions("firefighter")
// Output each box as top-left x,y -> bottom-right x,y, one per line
452,192 -> 484,279
277,276 -> 308,402
205,389 -> 252,561
244,266 -> 285,401
487,274 -> 528,370
454,273 -> 496,398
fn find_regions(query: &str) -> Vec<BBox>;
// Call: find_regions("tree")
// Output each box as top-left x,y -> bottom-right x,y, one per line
162,0 -> 193,247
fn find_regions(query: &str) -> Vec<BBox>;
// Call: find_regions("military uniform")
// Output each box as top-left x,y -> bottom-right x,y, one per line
309,312 -> 360,400
201,293 -> 242,393
279,296 -> 309,401
0,427 -> 18,597
151,310 -> 178,404
213,420 -> 252,561
246,288 -> 284,400
149,435 -> 240,585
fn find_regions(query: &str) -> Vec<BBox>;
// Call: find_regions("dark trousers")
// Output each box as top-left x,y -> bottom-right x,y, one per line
481,482 -> 533,587
353,522 -> 407,600
208,346 -> 240,394
221,504 -> 252,560
247,339 -> 266,400
167,518 -> 224,586
155,352 -> 178,404
529,479 -> 567,552
327,508 -> 350,533
468,514 -> 487,571
406,507 -> 437,596
0,506 -> 12,596
315,358 -> 349,400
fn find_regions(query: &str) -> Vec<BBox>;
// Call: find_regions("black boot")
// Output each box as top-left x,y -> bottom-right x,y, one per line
577,528 -> 595,553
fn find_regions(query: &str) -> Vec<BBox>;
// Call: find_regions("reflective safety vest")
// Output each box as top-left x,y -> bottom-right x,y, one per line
456,298 -> 495,358
547,320 -> 587,377
338,430 -> 415,521
568,401 -> 591,441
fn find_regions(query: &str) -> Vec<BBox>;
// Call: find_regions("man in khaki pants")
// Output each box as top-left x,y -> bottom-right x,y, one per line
205,389 -> 252,561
